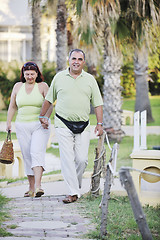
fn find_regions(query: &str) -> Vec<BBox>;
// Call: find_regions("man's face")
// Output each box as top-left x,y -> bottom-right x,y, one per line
69,51 -> 85,75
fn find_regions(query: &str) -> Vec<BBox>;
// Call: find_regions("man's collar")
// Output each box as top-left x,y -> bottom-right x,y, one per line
66,68 -> 84,77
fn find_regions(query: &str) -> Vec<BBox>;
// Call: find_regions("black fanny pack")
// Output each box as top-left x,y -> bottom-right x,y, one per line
56,113 -> 89,134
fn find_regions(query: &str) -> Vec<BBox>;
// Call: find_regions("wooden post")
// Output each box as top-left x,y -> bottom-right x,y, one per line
119,168 -> 153,240
100,143 -> 119,238
100,164 -> 112,237
91,132 -> 106,196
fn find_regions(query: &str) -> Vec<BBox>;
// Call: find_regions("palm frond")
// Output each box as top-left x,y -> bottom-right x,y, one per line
111,16 -> 131,40
76,0 -> 83,16
79,25 -> 95,45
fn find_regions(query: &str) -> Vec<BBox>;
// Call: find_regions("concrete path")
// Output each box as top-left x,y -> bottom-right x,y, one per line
0,173 -> 125,198
0,176 -> 125,240
1,195 -> 95,240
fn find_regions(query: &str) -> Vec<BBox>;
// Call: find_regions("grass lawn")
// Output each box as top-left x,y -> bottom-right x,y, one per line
1,133 -> 158,183
91,95 -> 160,125
46,134 -> 160,172
78,194 -> 160,240
0,131 -> 158,174
122,96 -> 160,126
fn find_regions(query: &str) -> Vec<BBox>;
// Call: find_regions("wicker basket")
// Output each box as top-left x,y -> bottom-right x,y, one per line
0,131 -> 14,164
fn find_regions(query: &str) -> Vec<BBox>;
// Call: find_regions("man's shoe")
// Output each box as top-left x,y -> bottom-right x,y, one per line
35,188 -> 44,198
63,195 -> 78,204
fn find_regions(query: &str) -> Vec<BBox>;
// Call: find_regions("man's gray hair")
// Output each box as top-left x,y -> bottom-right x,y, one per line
69,49 -> 85,60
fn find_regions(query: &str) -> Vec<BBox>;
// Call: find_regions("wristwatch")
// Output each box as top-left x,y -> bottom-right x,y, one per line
97,122 -> 103,126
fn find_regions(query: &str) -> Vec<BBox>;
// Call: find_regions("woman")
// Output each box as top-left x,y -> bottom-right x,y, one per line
6,62 -> 53,198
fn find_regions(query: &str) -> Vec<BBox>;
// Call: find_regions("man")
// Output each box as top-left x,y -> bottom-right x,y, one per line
39,49 -> 103,203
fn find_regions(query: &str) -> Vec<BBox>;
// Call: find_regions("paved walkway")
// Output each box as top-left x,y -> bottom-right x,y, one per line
1,194 -> 95,240
1,175 -> 125,240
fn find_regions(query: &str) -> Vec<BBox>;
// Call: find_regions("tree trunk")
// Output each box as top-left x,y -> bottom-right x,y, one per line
32,0 -> 42,70
134,44 -> 154,123
103,49 -> 124,142
56,0 -> 67,72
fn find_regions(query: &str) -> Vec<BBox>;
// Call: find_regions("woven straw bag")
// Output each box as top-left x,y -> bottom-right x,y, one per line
0,131 -> 14,164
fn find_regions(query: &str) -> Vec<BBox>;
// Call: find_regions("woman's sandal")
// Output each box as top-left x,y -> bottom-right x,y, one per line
63,195 -> 78,204
35,188 -> 44,198
24,190 -> 34,197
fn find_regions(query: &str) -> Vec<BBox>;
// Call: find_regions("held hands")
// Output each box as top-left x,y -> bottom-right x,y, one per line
94,124 -> 103,136
39,116 -> 49,129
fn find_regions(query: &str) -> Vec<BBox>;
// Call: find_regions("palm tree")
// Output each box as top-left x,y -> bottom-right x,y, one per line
56,0 -> 67,72
47,0 -> 68,72
121,0 -> 160,122
133,1 -> 159,123
76,0 -> 124,141
29,0 -> 42,70
30,0 -> 68,72
134,45 -> 154,122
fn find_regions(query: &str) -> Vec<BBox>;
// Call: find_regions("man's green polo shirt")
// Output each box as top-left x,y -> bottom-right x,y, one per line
45,68 -> 103,129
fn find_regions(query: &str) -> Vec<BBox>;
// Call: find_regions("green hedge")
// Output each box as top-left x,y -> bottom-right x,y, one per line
0,61 -> 21,108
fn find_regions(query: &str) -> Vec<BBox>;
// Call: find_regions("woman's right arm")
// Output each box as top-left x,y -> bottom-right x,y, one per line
6,83 -> 20,131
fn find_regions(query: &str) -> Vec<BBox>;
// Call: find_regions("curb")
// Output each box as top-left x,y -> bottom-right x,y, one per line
0,171 -> 93,188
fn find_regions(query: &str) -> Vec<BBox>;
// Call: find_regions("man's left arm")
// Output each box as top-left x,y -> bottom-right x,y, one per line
94,105 -> 103,136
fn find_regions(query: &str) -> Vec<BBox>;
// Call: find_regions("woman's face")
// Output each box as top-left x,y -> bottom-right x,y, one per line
23,70 -> 38,84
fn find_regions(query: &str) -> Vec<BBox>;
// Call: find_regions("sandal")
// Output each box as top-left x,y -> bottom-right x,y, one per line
24,190 -> 34,197
63,195 -> 78,204
35,188 -> 44,198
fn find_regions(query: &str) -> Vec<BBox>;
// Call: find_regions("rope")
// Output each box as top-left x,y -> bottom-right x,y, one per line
92,169 -> 102,178
94,148 -> 106,162
104,130 -> 112,150
91,131 -> 119,194
108,162 -> 115,175
120,167 -> 160,177
91,186 -> 100,194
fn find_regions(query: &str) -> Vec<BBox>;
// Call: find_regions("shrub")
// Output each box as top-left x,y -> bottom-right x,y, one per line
0,61 -> 21,109
121,62 -> 136,98
42,61 -> 56,86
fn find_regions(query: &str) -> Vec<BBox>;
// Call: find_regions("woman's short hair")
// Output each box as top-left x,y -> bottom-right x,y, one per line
20,62 -> 44,83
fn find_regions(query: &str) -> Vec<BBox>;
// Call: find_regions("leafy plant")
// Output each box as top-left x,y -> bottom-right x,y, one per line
42,61 -> 56,87
121,62 -> 136,98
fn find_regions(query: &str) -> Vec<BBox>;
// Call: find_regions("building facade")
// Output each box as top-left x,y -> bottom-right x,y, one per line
0,0 -> 56,63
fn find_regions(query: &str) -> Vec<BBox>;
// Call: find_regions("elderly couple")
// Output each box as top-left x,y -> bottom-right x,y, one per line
7,49 -> 103,203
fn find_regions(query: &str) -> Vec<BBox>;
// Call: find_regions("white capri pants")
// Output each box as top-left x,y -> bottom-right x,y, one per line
15,121 -> 51,176
55,127 -> 90,197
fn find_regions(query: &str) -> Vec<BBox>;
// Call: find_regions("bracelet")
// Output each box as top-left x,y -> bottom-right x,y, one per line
97,122 -> 103,126
39,116 -> 49,120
